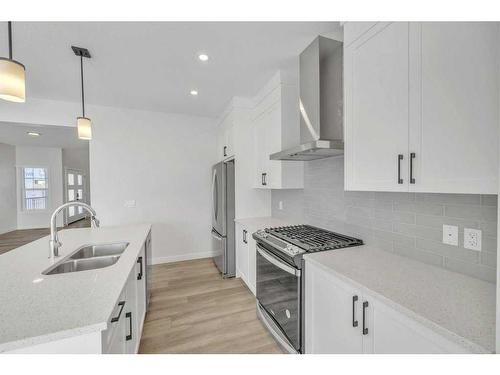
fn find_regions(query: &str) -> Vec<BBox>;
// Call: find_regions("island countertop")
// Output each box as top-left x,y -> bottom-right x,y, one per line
0,223 -> 151,352
304,245 -> 496,353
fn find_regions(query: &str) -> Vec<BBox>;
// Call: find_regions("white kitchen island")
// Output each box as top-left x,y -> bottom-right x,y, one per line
0,224 -> 151,354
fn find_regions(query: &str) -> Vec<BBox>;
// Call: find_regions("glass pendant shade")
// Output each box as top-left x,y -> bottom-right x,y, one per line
0,58 -> 25,103
77,117 -> 92,140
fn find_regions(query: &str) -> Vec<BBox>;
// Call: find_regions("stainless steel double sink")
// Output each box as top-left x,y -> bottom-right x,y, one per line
43,242 -> 129,275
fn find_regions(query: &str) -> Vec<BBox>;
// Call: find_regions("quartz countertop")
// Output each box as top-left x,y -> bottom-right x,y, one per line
304,245 -> 496,353
0,223 -> 151,352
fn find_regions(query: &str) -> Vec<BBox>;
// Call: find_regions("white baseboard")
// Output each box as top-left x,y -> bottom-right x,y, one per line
0,226 -> 17,235
152,251 -> 216,265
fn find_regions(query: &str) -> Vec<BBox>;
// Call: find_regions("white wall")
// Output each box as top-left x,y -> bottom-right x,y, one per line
0,143 -> 17,234
89,105 -> 217,264
62,146 -> 91,205
1,97 -> 218,263
15,146 -> 64,229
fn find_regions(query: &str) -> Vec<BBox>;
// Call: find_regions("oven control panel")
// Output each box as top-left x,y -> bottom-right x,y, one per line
254,230 -> 305,257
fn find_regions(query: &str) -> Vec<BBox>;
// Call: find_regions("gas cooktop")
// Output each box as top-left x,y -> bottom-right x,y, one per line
253,224 -> 363,260
266,225 -> 363,252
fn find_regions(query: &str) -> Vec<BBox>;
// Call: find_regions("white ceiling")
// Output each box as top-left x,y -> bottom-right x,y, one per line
0,22 -> 339,118
0,121 -> 88,149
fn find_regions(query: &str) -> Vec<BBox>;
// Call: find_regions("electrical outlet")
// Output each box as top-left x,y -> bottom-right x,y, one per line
464,228 -> 481,251
442,225 -> 458,246
279,201 -> 284,210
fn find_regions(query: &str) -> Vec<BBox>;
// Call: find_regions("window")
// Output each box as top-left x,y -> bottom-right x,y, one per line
22,167 -> 48,210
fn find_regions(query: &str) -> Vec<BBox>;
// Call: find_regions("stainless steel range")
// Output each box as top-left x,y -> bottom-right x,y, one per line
253,225 -> 363,353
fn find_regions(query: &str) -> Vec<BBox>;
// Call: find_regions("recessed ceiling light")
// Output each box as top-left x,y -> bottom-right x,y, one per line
27,131 -> 41,137
198,54 -> 209,62
190,90 -> 198,96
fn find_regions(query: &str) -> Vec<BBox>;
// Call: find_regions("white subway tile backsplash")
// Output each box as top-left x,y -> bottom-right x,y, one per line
416,238 -> 479,263
272,157 -> 497,282
393,244 -> 444,267
443,257 -> 497,282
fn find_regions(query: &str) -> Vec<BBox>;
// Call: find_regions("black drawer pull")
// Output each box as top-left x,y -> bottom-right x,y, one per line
352,295 -> 358,327
223,146 -> 227,157
243,229 -> 247,244
362,301 -> 369,335
397,154 -> 403,184
410,152 -> 416,184
111,301 -> 125,323
126,312 -> 133,341
137,256 -> 143,280
262,173 -> 267,186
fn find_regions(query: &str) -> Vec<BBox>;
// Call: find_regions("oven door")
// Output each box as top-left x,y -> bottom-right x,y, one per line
256,243 -> 301,351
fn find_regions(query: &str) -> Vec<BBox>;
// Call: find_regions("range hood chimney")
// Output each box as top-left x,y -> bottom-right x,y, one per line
270,36 -> 343,161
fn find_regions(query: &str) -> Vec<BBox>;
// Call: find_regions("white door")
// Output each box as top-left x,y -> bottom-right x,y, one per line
344,22 -> 410,192
65,168 -> 87,224
409,22 -> 499,194
235,223 -> 249,282
246,235 -> 257,295
125,268 -> 138,354
305,263 -> 363,353
253,113 -> 269,188
265,102 -> 283,189
135,247 -> 146,338
364,296 -> 470,354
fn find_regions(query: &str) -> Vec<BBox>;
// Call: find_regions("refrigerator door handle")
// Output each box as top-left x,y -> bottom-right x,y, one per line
212,169 -> 218,222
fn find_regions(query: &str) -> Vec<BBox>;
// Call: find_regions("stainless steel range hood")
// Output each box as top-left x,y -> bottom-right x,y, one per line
270,36 -> 343,161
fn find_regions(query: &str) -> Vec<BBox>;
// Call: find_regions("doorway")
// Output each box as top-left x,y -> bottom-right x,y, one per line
65,168 -> 87,224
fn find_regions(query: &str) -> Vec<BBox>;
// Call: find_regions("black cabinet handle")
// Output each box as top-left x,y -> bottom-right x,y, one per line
397,154 -> 403,184
111,301 -> 125,323
352,295 -> 358,327
223,146 -> 227,157
126,312 -> 133,341
137,256 -> 143,280
410,152 -> 416,184
262,173 -> 267,186
362,301 -> 369,335
243,229 -> 247,244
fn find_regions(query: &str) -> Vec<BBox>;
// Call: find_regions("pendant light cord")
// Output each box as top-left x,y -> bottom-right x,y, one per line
8,21 -> 12,59
80,55 -> 85,117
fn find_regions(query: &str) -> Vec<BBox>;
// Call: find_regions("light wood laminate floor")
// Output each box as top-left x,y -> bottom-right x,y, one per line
0,218 -> 91,255
139,258 -> 283,354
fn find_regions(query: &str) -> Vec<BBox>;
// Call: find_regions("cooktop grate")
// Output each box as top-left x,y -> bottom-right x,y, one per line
265,225 -> 363,252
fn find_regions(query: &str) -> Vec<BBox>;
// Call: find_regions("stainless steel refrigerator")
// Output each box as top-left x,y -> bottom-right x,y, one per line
211,160 -> 235,278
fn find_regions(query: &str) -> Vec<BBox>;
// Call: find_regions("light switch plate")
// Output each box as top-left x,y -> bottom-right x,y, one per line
442,225 -> 458,246
279,201 -> 284,210
124,200 -> 136,208
464,228 -> 481,251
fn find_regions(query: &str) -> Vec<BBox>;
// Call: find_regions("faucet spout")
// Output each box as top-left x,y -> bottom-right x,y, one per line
49,202 -> 100,259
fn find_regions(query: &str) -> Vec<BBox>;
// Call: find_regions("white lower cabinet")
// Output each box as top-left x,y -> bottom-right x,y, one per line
305,261 -> 471,354
102,247 -> 148,354
235,223 -> 256,295
104,289 -> 127,354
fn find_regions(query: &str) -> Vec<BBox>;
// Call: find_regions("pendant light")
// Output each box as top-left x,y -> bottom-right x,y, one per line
72,46 -> 92,140
0,21 -> 26,103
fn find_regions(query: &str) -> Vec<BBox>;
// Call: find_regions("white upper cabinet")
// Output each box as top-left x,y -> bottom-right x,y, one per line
344,22 -> 499,194
251,71 -> 304,189
409,22 -> 499,194
216,110 -> 236,161
344,22 -> 410,192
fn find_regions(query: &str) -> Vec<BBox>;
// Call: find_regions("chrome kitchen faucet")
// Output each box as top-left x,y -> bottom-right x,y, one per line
49,202 -> 100,259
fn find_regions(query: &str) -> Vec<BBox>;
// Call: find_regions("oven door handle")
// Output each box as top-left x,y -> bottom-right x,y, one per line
257,244 -> 301,277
